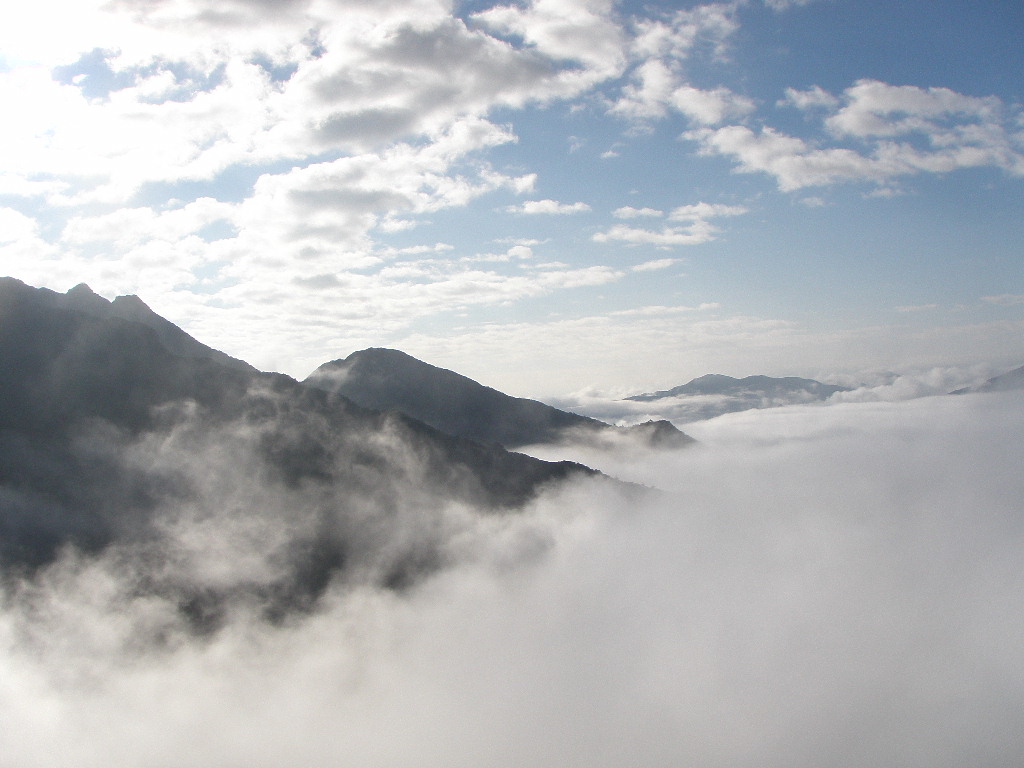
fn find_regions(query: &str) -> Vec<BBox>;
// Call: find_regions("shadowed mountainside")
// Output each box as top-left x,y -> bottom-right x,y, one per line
0,277 -> 598,623
304,348 -> 694,449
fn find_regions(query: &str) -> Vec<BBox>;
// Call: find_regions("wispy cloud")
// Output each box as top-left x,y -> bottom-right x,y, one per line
982,294 -> 1024,306
595,200 -> 747,247
632,258 -> 681,271
613,206 -> 663,218
503,199 -> 592,215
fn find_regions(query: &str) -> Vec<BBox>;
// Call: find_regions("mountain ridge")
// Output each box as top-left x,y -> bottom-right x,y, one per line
304,347 -> 694,450
43,279 -> 258,374
0,277 -> 605,620
628,373 -> 850,402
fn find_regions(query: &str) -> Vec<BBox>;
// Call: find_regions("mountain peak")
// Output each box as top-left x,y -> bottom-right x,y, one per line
68,282 -> 98,296
63,282 -> 111,313
111,293 -> 150,309
110,293 -> 158,322
690,373 -> 737,385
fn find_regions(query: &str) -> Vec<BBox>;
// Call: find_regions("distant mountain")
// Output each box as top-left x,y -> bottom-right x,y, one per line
0,278 -> 599,623
951,364 -> 1024,394
629,373 -> 849,402
304,348 -> 694,450
619,373 -> 851,423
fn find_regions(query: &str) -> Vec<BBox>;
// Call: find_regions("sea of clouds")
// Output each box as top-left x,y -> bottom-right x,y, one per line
549,363 -> 1006,426
2,390 -> 1022,767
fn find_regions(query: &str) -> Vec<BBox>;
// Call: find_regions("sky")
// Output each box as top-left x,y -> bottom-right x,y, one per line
1,0 -> 1022,398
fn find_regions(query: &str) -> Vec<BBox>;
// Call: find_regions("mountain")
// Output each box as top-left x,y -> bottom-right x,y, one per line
619,373 -> 852,423
304,348 -> 694,449
951,364 -> 1024,394
55,282 -> 259,373
629,373 -> 850,401
0,277 -> 600,623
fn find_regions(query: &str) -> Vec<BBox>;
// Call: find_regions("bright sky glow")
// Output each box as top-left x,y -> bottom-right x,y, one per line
1,0 -> 1022,397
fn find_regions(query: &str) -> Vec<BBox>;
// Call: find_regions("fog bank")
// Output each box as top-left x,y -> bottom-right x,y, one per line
2,392 -> 1023,767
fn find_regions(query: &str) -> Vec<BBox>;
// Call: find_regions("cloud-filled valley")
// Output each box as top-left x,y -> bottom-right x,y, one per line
2,279 -> 1022,767
3,388 -> 1022,767
1,1 -> 1022,759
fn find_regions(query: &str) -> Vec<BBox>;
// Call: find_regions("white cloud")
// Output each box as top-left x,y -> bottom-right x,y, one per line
0,0 -> 135,65
826,80 -> 1001,139
799,195 -> 827,207
612,206 -> 663,218
204,254 -> 626,375
612,62 -> 752,127
669,84 -> 755,125
494,237 -> 546,247
0,208 -> 40,243
593,221 -> 719,246
596,200 -> 746,247
472,0 -> 626,83
610,58 -> 676,121
822,364 -> 1000,403
632,258 -> 680,271
61,198 -> 235,249
612,3 -> 748,126
506,245 -> 534,259
504,198 -> 592,214
629,2 -> 740,61
610,303 -> 719,317
0,1 -> 618,209
686,125 -> 893,190
668,201 -> 747,220
377,243 -> 455,258
688,80 -> 1024,191
778,85 -> 839,111
763,0 -> 818,11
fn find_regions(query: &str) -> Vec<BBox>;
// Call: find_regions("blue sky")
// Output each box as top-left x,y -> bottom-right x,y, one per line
1,0 -> 1022,397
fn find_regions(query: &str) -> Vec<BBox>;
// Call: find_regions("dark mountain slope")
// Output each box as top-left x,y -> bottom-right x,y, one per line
304,348 -> 693,449
56,281 -> 258,373
0,278 -> 596,622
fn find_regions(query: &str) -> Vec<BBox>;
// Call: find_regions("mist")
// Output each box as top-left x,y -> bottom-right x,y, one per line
2,391 -> 1023,767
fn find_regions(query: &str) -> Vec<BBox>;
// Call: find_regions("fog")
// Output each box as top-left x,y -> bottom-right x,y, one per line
2,392 -> 1023,767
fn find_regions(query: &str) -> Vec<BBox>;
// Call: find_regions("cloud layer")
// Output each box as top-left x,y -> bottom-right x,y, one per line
3,392 -> 1024,766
